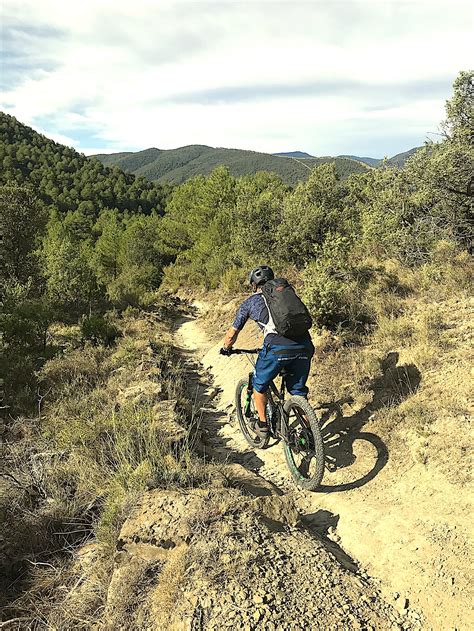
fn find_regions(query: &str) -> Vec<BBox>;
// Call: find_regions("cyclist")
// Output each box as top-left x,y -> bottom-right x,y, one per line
220,265 -> 314,438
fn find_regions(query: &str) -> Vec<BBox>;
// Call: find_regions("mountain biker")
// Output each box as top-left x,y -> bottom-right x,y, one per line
220,265 -> 314,439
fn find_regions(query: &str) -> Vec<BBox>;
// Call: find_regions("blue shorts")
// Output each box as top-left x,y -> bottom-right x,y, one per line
253,342 -> 314,396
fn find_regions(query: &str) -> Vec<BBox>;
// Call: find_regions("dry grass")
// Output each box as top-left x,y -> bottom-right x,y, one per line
0,307 -> 213,628
149,545 -> 188,626
308,257 -> 473,488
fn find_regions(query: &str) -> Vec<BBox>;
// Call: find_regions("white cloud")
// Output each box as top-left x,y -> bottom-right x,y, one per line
1,0 -> 472,156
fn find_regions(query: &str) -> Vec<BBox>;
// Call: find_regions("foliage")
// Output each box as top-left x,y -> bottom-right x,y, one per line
277,163 -> 346,265
232,171 -> 287,267
80,314 -> 121,346
0,184 -> 47,285
42,215 -> 99,316
0,185 -> 50,409
301,234 -> 373,329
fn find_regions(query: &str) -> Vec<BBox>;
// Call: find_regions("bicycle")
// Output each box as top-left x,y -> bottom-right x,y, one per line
226,348 -> 324,491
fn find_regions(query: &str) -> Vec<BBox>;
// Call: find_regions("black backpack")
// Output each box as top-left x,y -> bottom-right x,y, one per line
261,278 -> 313,338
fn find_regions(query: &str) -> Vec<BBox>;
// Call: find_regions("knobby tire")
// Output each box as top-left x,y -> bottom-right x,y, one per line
283,395 -> 324,490
235,378 -> 270,449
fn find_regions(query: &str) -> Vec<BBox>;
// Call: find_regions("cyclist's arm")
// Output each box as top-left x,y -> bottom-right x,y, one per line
222,300 -> 249,350
222,326 -> 239,350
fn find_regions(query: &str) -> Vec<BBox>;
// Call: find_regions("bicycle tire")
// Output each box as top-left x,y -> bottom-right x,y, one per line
235,378 -> 270,449
283,396 -> 324,490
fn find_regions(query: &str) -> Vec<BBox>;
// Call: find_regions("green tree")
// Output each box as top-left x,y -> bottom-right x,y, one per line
442,70 -> 474,143
42,216 -> 99,316
404,71 -> 474,252
277,163 -> 344,266
232,172 -> 287,267
106,214 -> 163,307
93,210 -> 124,286
0,184 -> 47,285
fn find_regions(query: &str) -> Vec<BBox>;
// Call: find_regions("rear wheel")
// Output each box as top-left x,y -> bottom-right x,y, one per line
235,379 -> 270,449
283,396 -> 324,490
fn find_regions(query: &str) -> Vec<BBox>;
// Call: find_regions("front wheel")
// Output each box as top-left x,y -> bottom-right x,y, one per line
235,379 -> 270,449
283,396 -> 324,490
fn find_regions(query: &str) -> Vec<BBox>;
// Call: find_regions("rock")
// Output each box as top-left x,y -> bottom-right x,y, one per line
253,495 -> 300,527
74,542 -> 101,572
150,399 -> 187,445
105,555 -> 149,622
117,380 -> 162,406
117,488 -> 206,551
224,463 -> 280,496
253,610 -> 262,623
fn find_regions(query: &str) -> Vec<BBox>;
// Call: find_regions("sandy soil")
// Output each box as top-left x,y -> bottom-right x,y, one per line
175,308 -> 473,631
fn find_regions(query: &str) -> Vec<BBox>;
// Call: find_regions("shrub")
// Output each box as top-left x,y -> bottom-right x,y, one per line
301,235 -> 372,331
81,314 -> 120,346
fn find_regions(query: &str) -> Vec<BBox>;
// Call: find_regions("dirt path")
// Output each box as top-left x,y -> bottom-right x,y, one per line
174,309 -> 473,631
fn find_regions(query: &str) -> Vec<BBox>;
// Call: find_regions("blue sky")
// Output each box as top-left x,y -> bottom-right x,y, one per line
1,0 -> 472,157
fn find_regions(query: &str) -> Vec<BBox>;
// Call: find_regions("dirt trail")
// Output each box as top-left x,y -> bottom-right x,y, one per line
175,307 -> 473,631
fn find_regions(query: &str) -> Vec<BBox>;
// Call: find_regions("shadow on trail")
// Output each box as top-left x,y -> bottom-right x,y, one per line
302,509 -> 359,573
319,352 -> 421,493
178,343 -> 276,492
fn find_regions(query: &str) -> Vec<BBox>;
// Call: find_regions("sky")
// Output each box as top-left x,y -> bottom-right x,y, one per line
0,0 -> 472,158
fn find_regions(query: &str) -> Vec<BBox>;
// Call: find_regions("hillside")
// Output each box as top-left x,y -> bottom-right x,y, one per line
386,146 -> 423,168
0,303 -> 420,629
1,71 -> 472,631
177,285 -> 473,631
0,113 -> 169,217
92,144 -> 370,185
339,154 -> 382,167
92,143 -> 424,186
338,147 -> 423,168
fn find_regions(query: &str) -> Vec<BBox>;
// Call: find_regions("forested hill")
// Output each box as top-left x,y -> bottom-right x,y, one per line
92,144 -> 370,185
0,112 -> 169,217
386,147 -> 423,168
338,148 -> 422,168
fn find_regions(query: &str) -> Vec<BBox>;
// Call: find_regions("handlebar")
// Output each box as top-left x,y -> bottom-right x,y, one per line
221,348 -> 261,355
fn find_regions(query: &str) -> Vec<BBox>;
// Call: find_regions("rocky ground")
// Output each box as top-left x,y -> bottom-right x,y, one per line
103,486 -> 416,630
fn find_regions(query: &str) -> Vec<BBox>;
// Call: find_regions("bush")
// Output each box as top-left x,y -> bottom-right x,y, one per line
418,240 -> 473,293
301,235 -> 372,331
81,314 -> 120,346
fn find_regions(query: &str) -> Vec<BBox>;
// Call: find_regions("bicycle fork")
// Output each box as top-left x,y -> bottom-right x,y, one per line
244,373 -> 254,418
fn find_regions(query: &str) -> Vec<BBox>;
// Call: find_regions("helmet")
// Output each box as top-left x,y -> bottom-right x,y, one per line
248,265 -> 275,287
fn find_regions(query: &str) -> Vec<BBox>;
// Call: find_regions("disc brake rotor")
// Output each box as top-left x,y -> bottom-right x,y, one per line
289,425 -> 314,454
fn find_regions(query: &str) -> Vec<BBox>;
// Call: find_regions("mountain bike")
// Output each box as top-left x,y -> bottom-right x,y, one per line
226,348 -> 324,491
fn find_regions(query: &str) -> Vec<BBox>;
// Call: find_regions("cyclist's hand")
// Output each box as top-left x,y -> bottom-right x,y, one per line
220,347 -> 232,356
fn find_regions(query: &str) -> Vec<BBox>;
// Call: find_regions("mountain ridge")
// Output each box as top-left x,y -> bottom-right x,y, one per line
92,145 -> 371,185
92,144 -> 422,186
